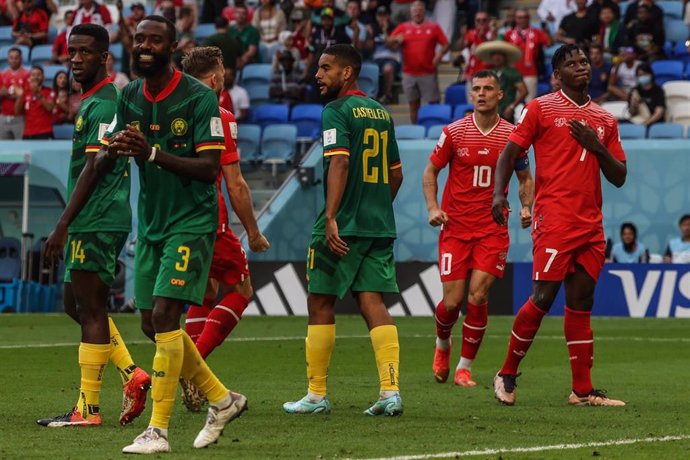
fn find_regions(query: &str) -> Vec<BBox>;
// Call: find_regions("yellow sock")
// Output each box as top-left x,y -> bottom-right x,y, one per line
180,331 -> 229,404
305,324 -> 335,396
108,317 -> 137,384
370,325 -> 400,393
150,330 -> 184,430
75,342 -> 111,418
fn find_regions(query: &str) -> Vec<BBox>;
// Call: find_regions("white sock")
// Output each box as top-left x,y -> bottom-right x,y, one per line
380,390 -> 398,399
307,392 -> 324,402
436,337 -> 451,350
457,357 -> 473,371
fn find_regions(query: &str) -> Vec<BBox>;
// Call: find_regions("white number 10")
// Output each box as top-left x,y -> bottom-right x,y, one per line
473,165 -> 492,187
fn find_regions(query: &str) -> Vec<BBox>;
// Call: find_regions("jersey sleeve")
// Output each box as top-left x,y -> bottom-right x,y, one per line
429,126 -> 453,169
193,89 -> 226,155
85,98 -> 117,154
391,23 -> 404,37
321,105 -> 350,157
220,110 -> 239,164
101,94 -> 125,147
508,99 -> 541,149
606,119 -> 626,162
435,24 -> 449,46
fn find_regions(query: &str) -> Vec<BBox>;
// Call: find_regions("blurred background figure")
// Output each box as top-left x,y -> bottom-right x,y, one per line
664,215 -> 690,263
611,223 -> 649,263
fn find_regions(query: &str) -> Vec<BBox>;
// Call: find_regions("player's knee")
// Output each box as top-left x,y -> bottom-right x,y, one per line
531,291 -> 555,311
444,298 -> 462,311
468,290 -> 489,306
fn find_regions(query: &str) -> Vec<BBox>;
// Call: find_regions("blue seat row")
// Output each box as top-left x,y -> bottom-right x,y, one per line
237,123 -> 298,163
417,104 -> 475,130
619,122 -> 690,139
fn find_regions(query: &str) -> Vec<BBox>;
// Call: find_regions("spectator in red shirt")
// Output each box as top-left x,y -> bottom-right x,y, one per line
387,1 -> 449,124
457,10 -> 497,94
69,0 -> 113,31
12,0 -> 49,47
51,10 -> 74,65
14,65 -> 55,139
503,8 -> 552,102
0,47 -> 30,139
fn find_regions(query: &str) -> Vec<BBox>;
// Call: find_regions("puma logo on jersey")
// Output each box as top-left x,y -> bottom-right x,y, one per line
478,148 -> 489,155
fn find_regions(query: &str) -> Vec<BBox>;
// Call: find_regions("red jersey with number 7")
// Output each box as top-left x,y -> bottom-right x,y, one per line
429,114 -> 528,238
508,90 -> 626,233
217,107 -> 240,234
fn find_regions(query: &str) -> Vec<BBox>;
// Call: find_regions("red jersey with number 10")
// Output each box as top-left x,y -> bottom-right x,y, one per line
509,90 -> 626,233
217,107 -> 240,234
429,114 -> 527,238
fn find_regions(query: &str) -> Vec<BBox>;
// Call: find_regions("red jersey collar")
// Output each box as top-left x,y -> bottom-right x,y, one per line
143,68 -> 182,103
559,89 -> 591,109
81,75 -> 114,101
344,89 -> 367,97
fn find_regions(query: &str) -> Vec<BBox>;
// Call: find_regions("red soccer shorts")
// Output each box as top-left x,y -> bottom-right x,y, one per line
532,227 -> 605,282
209,231 -> 250,286
438,230 -> 509,282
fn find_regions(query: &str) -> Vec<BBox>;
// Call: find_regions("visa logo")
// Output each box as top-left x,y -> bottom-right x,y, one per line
610,269 -> 690,318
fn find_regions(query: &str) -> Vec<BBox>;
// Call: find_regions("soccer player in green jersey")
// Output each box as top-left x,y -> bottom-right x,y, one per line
38,24 -> 151,429
101,16 -> 246,454
283,44 -> 405,416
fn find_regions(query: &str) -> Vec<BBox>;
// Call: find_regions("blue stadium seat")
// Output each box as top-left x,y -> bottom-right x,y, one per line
0,26 -> 11,42
426,124 -> 445,139
648,122 -> 684,139
663,40 -> 674,58
290,103 -> 323,140
236,124 -> 262,161
260,123 -> 297,162
540,62 -> 553,83
0,45 -> 30,65
444,84 -> 466,106
651,60 -> 684,85
30,44 -> 53,65
42,65 -> 69,87
246,82 -> 270,105
195,23 -> 216,41
240,63 -> 272,86
0,237 -> 21,282
417,104 -> 451,130
664,18 -> 688,44
537,82 -> 551,96
254,103 -> 289,128
110,42 -> 123,60
658,1 -> 684,18
453,103 -> 474,120
395,124 -> 426,140
674,40 -> 690,59
48,26 -> 57,43
53,123 -> 74,140
618,123 -> 646,139
357,62 -> 379,98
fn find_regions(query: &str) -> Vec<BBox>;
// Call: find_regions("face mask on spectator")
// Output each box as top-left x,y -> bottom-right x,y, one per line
637,74 -> 652,86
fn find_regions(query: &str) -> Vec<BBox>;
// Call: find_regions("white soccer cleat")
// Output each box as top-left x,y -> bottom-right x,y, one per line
193,391 -> 248,449
122,427 -> 171,454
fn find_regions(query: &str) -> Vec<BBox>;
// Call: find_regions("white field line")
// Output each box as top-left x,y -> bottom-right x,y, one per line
1,333 -> 690,350
353,434 -> 690,460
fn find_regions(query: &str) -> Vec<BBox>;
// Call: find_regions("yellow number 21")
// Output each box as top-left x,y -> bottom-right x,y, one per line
362,128 -> 389,184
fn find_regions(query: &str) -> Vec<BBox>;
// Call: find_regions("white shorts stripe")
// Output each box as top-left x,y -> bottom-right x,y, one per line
462,322 -> 487,331
216,304 -> 240,322
511,330 -> 533,342
566,339 -> 594,345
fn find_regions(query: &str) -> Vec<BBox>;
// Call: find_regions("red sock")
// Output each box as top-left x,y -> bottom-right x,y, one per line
460,302 -> 488,360
564,306 -> 594,396
196,292 -> 249,359
435,301 -> 461,341
185,305 -> 212,342
500,298 -> 547,375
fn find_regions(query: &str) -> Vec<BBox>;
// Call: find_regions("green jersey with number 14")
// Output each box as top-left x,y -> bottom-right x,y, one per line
312,90 -> 401,238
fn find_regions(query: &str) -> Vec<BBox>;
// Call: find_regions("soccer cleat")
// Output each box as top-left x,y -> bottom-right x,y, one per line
180,378 -> 207,413
454,368 -> 477,387
120,367 -> 151,425
122,427 -> 171,454
568,389 -> 626,407
193,392 -> 248,449
494,372 -> 518,406
282,395 -> 332,414
363,393 -> 403,416
37,407 -> 102,427
432,343 -> 452,383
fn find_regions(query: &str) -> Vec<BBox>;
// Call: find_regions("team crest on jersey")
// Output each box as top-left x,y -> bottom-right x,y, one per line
131,121 -> 141,131
458,148 -> 469,157
554,117 -> 567,127
171,118 -> 188,136
75,116 -> 84,132
597,125 -> 605,140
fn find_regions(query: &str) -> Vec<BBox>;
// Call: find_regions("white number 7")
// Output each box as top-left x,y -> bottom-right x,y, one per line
579,148 -> 588,162
543,248 -> 559,272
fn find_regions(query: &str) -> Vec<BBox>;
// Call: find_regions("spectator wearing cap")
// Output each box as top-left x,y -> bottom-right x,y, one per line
388,1 -> 449,124
272,30 -> 302,72
608,46 -> 642,101
289,8 -> 311,60
125,2 -> 146,34
588,43 -> 611,103
0,47 -> 30,139
457,10 -> 497,93
205,16 -> 243,70
626,63 -> 665,126
51,9 -> 73,65
14,65 -> 54,139
303,7 -> 351,89
253,0 -> 287,48
230,5 -> 261,66
595,4 -> 625,56
311,0 -> 347,28
556,0 -> 599,47
475,40 -> 526,122
371,5 -> 401,104
12,0 -> 49,47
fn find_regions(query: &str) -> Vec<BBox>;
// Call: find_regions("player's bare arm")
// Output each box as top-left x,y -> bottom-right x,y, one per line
222,162 -> 270,253
567,119 -> 626,188
422,161 -> 448,227
516,168 -> 534,229
491,141 -> 524,225
116,124 -> 220,183
324,155 -> 350,256
389,166 -> 403,201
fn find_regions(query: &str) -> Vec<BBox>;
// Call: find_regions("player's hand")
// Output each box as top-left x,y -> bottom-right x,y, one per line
491,194 -> 510,226
325,218 -> 348,256
519,206 -> 532,229
248,232 -> 270,253
115,124 -> 151,159
427,206 -> 448,227
43,223 -> 67,268
568,119 -> 602,154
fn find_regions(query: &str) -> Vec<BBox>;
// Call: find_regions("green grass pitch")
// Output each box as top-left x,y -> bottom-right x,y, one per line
1,314 -> 689,459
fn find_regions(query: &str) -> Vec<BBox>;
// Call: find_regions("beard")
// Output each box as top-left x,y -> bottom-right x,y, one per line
319,82 -> 342,103
132,50 -> 170,77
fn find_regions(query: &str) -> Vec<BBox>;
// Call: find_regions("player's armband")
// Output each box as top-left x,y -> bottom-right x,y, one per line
514,154 -> 529,171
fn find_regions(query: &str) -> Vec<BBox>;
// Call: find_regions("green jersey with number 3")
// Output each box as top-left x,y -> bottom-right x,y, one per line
68,79 -> 131,233
312,90 -> 401,238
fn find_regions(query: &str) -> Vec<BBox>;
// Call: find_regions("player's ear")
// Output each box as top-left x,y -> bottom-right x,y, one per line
170,40 -> 178,54
343,65 -> 352,82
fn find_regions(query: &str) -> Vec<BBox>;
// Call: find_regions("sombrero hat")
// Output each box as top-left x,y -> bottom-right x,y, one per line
475,40 -> 522,65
